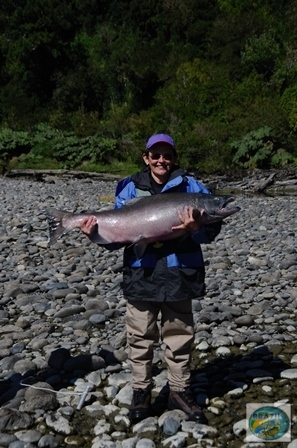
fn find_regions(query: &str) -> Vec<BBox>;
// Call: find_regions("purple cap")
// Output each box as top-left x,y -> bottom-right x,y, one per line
146,133 -> 175,150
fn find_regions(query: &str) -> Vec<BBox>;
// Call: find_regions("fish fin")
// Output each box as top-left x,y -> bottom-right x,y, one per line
43,208 -> 71,246
133,240 -> 148,259
126,236 -> 148,259
92,234 -> 111,245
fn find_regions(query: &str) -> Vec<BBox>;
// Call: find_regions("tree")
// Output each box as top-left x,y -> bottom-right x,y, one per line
0,0 -> 80,124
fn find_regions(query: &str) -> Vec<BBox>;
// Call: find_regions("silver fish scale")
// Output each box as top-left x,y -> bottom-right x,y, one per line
44,193 -> 240,252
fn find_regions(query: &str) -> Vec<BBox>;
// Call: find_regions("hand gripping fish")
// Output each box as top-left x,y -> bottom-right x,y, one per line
44,192 -> 240,258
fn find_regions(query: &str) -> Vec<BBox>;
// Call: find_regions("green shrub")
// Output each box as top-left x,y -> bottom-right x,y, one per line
52,134 -> 118,168
0,127 -> 32,159
231,126 -> 293,168
280,86 -> 297,131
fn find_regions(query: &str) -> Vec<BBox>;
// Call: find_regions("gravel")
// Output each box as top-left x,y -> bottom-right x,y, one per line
0,176 -> 296,448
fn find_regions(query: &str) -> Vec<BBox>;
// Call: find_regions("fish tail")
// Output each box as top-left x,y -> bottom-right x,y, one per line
44,208 -> 71,246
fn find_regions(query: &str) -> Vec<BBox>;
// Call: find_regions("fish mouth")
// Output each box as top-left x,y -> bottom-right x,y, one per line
207,196 -> 240,218
218,197 -> 240,216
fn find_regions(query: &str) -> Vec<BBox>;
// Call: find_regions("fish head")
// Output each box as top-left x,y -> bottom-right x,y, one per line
199,195 -> 240,222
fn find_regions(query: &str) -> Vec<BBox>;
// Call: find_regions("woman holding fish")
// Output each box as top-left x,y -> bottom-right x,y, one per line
81,133 -> 222,424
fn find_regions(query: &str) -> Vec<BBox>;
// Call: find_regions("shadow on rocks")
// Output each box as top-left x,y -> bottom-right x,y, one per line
189,345 -> 291,421
0,346 -> 123,408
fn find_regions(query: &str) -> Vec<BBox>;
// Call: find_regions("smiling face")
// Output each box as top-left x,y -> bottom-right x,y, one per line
142,143 -> 176,184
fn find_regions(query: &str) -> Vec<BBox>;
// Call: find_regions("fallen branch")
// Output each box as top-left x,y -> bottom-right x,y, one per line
252,173 -> 276,193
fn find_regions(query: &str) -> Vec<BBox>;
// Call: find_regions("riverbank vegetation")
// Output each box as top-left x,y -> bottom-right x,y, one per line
1,0 -> 297,175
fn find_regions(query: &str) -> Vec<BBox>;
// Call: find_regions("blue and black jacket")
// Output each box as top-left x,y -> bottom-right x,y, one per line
115,166 -> 221,302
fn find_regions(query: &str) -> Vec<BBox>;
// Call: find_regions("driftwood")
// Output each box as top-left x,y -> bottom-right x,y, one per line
201,168 -> 297,194
5,169 -> 122,182
252,172 -> 276,193
3,167 -> 297,194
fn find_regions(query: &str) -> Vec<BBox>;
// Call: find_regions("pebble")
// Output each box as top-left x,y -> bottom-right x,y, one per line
0,176 -> 296,447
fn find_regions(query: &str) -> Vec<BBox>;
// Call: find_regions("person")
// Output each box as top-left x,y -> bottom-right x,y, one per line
81,133 -> 221,424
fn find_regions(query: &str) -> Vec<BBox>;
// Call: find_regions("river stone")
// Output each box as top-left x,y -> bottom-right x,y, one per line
45,414 -> 72,435
280,369 -> 297,379
14,429 -> 42,443
13,359 -> 37,374
0,433 -> 17,446
54,305 -> 85,318
37,434 -> 60,447
211,336 -> 232,347
234,315 -> 254,326
162,416 -> 181,435
64,435 -> 86,446
47,347 -> 71,369
136,439 -> 156,448
0,408 -> 33,431
232,419 -> 246,436
20,395 -> 59,413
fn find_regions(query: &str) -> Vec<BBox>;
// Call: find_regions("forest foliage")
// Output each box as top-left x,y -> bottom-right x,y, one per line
1,0 -> 297,174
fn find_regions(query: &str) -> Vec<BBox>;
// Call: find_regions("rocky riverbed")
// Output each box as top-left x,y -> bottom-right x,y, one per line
0,175 -> 297,448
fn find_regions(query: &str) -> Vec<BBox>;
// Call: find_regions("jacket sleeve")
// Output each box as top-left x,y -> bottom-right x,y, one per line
114,182 -> 137,209
191,221 -> 222,244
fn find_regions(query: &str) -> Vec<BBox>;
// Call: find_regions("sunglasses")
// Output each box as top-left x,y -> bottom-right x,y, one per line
149,153 -> 174,161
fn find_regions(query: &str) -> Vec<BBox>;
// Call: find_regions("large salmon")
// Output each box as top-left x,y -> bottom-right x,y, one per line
44,193 -> 240,257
